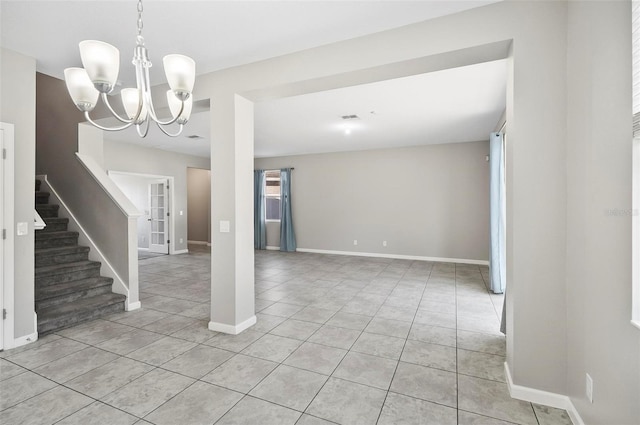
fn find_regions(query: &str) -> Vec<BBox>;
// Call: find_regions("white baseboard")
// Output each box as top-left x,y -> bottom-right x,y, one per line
295,247 -> 489,266
126,301 -> 141,312
266,246 -> 280,251
505,362 -> 584,425
137,247 -> 149,251
188,240 -> 210,246
173,249 -> 189,254
209,315 -> 257,335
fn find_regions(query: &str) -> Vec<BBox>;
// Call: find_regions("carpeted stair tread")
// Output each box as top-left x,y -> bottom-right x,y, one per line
36,277 -> 114,310
35,246 -> 90,267
35,179 -> 42,191
36,204 -> 59,218
35,191 -> 50,204
35,245 -> 89,257
39,217 -> 68,232
37,293 -> 126,334
35,230 -> 78,240
36,276 -> 113,300
35,260 -> 100,277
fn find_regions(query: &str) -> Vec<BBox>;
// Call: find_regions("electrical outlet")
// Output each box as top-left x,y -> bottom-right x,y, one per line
586,373 -> 593,403
383,241 -> 387,247
353,240 -> 358,246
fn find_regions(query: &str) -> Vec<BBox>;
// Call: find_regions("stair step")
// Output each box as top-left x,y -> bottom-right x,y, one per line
35,230 -> 78,249
35,246 -> 90,267
36,204 -> 59,218
35,260 -> 101,286
35,191 -> 50,205
37,293 -> 126,335
39,217 -> 68,232
35,179 -> 41,191
36,277 -> 114,310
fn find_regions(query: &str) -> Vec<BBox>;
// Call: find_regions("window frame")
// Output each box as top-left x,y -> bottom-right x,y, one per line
264,169 -> 281,222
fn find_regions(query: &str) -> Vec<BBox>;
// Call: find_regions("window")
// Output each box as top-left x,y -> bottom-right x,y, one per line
265,170 -> 281,221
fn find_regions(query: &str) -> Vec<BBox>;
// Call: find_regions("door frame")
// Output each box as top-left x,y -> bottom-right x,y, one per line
1,123 -> 15,350
148,179 -> 170,254
107,171 -> 177,255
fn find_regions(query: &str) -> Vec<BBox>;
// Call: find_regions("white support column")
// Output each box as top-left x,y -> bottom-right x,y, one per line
209,94 -> 256,334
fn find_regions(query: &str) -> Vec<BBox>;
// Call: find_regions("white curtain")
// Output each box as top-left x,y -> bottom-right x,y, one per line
490,132 -> 506,294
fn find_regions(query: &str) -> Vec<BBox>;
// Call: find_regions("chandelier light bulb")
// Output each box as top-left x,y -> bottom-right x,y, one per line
163,54 -> 196,99
79,40 -> 120,93
167,90 -> 193,124
63,68 -> 100,111
121,88 -> 148,122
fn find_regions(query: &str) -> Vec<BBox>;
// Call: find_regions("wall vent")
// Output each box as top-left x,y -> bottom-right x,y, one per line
341,114 -> 360,120
186,135 -> 203,139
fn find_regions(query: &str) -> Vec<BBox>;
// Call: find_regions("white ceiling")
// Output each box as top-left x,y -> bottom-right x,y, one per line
1,0 -> 504,159
254,59 -> 507,157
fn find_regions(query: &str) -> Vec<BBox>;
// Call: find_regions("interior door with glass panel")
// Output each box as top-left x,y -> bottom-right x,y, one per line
148,179 -> 169,254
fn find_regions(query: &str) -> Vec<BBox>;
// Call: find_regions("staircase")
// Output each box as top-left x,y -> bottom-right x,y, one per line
35,179 -> 126,334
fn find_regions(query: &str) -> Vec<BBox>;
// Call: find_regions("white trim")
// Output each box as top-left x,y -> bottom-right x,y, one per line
125,301 -> 141,312
174,249 -> 189,254
37,175 -> 136,310
188,240 -> 209,245
11,330 -> 38,349
209,315 -> 257,334
633,137 -> 640,329
266,246 -> 280,251
137,247 -> 150,252
1,123 -> 17,350
505,362 -> 584,425
295,247 -> 489,265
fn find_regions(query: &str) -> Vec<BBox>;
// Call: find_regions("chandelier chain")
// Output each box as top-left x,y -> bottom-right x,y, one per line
137,0 -> 144,37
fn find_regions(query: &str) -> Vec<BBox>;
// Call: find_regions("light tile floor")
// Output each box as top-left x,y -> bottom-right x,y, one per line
0,248 -> 573,425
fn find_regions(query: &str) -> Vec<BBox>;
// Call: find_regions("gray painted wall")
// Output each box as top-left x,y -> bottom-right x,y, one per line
1,48 -> 36,338
255,141 -> 490,261
187,167 -> 211,243
565,2 -> 640,423
103,141 -> 209,252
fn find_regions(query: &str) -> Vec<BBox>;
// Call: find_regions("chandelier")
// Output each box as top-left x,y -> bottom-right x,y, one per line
63,0 -> 195,137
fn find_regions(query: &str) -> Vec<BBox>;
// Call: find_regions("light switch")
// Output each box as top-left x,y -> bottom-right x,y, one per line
17,222 -> 28,236
179,210 -> 183,216
219,220 -> 230,233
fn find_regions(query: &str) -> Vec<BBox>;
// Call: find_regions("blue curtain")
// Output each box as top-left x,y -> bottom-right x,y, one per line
279,168 -> 297,252
254,169 -> 266,250
490,132 -> 506,294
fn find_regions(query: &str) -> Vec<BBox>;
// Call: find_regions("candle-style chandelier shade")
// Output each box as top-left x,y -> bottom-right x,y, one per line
64,0 -> 195,138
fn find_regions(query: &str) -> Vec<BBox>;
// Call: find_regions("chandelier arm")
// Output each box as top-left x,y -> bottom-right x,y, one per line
155,121 -> 184,138
84,112 -> 136,132
101,93 -> 135,124
140,65 -> 184,126
136,119 -> 151,138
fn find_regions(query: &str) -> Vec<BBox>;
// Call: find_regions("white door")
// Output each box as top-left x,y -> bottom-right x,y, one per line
148,180 -> 169,254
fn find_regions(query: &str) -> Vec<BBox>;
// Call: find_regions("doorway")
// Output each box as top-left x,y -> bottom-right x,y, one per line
109,171 -> 175,257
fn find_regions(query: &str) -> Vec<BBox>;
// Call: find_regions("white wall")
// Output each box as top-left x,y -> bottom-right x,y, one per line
565,2 -> 640,423
0,48 -> 36,339
103,141 -> 209,253
109,173 -> 154,249
187,167 -> 211,244
255,141 -> 490,261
